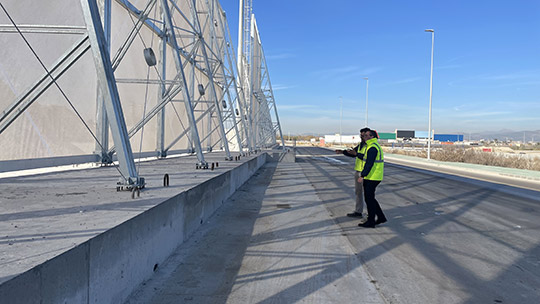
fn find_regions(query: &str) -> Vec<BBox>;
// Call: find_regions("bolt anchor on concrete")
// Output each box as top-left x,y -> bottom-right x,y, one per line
163,174 -> 170,187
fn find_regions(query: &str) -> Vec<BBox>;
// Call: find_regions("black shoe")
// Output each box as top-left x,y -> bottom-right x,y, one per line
358,221 -> 375,228
347,212 -> 363,218
375,218 -> 387,225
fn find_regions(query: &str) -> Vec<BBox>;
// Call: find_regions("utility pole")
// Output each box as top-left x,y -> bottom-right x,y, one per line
425,29 -> 435,160
339,96 -> 343,147
363,77 -> 369,126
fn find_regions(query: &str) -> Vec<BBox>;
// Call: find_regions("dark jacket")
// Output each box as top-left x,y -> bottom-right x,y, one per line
360,146 -> 378,177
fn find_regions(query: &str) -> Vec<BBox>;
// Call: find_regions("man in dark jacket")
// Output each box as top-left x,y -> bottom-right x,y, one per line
357,129 -> 387,228
335,127 -> 371,220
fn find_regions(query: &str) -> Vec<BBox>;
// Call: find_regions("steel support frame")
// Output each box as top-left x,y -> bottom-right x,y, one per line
160,0 -> 206,166
115,0 -> 241,157
218,2 -> 250,150
111,0 -> 157,72
0,24 -> 87,34
237,0 -> 255,151
252,90 -> 272,147
95,0 -> 112,163
1,0 -> 278,177
156,0 -> 167,158
190,0 -> 231,159
116,0 -> 209,84
107,79 -> 184,155
260,45 -> 284,148
247,14 -> 283,149
206,0 -> 244,152
80,0 -> 142,186
249,25 -> 258,148
110,0 -> 193,155
164,100 -> 215,152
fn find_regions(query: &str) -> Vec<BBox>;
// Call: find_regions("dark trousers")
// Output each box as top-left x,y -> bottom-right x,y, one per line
363,179 -> 386,224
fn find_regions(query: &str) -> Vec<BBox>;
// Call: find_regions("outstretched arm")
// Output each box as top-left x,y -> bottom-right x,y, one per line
336,145 -> 358,157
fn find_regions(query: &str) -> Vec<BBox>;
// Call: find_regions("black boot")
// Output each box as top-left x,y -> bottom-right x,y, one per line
359,221 -> 375,228
375,217 -> 387,225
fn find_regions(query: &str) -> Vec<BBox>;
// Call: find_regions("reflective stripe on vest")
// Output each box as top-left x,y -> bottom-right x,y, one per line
354,143 -> 367,171
362,138 -> 384,181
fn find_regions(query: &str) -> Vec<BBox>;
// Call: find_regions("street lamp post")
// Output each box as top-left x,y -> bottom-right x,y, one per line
363,77 -> 369,126
425,29 -> 434,160
339,96 -> 343,147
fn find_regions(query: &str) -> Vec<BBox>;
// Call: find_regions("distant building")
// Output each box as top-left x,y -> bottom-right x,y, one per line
414,131 -> 429,139
324,131 -> 464,144
396,130 -> 415,140
324,134 -> 361,145
434,134 -> 464,142
378,132 -> 396,140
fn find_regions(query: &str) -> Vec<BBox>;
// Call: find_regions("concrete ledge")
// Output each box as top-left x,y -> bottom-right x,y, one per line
0,153 -> 267,304
0,149 -> 191,173
0,154 -> 99,173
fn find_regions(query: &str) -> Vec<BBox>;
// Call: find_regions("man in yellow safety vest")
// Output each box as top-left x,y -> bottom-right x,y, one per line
335,127 -> 371,221
357,129 -> 387,228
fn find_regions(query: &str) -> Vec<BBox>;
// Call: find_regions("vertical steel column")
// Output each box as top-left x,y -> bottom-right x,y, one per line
224,83 -> 245,152
160,0 -> 206,166
182,11 -> 195,154
80,0 -> 142,185
252,18 -> 273,148
191,0 -> 232,159
218,3 -> 250,150
206,95 -> 213,151
236,82 -> 251,150
205,88 -> 213,152
249,17 -> 258,148
236,0 -> 244,78
209,0 -> 243,152
186,22 -> 196,154
156,1 -> 167,158
237,0 -> 255,151
185,2 -> 211,152
95,0 -> 111,163
186,53 -> 195,153
246,8 -> 255,150
261,47 -> 284,148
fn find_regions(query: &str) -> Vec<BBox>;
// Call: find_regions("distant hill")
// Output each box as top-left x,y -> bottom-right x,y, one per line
462,130 -> 540,142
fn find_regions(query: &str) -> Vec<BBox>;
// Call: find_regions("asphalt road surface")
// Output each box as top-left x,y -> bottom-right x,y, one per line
126,146 -> 540,304
296,146 -> 540,303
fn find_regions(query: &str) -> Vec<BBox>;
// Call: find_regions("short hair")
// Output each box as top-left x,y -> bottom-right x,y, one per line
360,127 -> 371,133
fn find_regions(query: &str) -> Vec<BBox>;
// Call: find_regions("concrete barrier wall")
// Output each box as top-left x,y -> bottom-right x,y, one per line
0,153 -> 268,304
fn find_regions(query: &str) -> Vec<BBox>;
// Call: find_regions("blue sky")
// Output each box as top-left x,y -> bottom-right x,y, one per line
220,0 -> 540,135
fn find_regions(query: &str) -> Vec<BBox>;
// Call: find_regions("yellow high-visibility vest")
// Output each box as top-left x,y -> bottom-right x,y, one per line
354,143 -> 367,171
362,138 -> 384,181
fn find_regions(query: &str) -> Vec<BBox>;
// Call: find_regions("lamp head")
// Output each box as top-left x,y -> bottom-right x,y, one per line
425,29 -> 434,32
